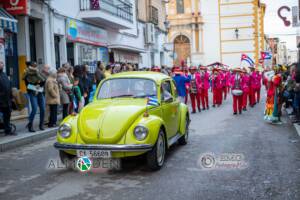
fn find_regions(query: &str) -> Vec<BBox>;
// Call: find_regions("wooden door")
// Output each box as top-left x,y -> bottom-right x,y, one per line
174,35 -> 191,66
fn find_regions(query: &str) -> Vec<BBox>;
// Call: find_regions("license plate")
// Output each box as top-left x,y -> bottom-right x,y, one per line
76,150 -> 111,158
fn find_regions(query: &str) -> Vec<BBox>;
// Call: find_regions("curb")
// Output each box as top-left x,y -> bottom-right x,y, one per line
286,108 -> 300,137
0,128 -> 58,153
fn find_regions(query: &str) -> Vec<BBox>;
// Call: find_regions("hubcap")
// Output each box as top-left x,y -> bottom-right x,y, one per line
156,133 -> 165,165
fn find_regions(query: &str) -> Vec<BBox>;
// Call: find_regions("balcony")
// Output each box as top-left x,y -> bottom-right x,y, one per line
79,0 -> 134,30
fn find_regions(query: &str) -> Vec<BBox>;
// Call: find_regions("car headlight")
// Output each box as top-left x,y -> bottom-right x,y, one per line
134,126 -> 149,141
58,123 -> 72,138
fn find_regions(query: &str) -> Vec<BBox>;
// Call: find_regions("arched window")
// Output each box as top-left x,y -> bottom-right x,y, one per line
176,0 -> 184,14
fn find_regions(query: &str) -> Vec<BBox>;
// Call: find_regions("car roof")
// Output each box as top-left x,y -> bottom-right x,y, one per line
109,72 -> 171,83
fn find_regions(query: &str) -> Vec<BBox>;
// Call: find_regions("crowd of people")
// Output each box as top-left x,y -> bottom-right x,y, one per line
0,58 -> 299,136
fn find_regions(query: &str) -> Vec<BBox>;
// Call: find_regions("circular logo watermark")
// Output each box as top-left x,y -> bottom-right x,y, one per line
76,156 -> 92,172
200,154 -> 215,169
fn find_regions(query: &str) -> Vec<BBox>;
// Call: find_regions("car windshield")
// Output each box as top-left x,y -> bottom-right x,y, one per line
97,78 -> 157,99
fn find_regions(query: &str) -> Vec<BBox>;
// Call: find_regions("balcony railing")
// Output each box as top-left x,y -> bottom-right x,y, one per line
80,0 -> 133,22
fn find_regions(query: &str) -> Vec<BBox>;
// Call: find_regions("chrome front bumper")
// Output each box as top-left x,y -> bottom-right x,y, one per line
54,142 -> 153,152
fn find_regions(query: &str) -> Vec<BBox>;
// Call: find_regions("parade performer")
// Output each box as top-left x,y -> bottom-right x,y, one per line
226,70 -> 231,94
189,66 -> 201,113
254,69 -> 262,104
199,66 -> 210,110
264,66 -> 283,124
173,69 -> 190,103
231,68 -> 244,115
212,68 -> 222,107
249,67 -> 257,107
241,69 -> 250,111
184,67 -> 190,104
221,69 -> 228,100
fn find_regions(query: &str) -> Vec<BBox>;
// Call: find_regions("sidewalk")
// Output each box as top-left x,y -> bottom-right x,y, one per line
286,108 -> 300,137
0,115 -> 60,152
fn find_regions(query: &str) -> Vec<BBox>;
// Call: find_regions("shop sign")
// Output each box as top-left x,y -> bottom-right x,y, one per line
66,18 -> 107,46
3,0 -> 29,15
114,50 -> 139,64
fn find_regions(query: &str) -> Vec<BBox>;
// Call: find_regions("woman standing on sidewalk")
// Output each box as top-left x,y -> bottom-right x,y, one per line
22,62 -> 46,132
57,68 -> 72,119
45,69 -> 60,127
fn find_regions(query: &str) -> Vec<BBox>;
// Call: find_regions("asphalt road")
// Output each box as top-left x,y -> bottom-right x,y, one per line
1,93 -> 300,200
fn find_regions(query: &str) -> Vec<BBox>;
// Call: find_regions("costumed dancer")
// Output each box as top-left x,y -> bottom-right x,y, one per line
254,69 -> 262,104
199,66 -> 210,110
231,68 -> 244,115
241,69 -> 250,111
264,66 -> 283,124
189,66 -> 201,113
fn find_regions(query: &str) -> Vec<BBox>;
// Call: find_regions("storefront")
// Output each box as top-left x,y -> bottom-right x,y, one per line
0,8 -> 19,87
108,45 -> 144,67
66,18 -> 108,73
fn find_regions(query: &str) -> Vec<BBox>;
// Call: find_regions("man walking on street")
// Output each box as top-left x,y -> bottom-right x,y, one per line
0,61 -> 15,136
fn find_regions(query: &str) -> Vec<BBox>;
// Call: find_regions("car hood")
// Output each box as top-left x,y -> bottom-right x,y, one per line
78,99 -> 147,144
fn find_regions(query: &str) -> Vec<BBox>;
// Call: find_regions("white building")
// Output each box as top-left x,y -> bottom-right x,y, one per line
287,50 -> 298,64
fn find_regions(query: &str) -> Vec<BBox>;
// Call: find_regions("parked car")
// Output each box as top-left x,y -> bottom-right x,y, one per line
54,72 -> 190,170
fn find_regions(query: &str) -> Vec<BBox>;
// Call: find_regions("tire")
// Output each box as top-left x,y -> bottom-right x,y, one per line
178,116 -> 189,145
59,150 -> 77,170
146,129 -> 166,171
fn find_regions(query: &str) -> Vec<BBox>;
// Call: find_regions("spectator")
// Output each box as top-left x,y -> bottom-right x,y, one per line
45,69 -> 60,127
105,65 -> 112,78
57,67 -> 72,119
40,64 -> 50,79
22,61 -> 46,132
81,65 -> 92,105
0,61 -> 14,136
95,61 -> 105,86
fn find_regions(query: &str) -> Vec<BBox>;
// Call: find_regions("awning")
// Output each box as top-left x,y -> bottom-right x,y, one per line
108,44 -> 146,53
0,8 -> 17,33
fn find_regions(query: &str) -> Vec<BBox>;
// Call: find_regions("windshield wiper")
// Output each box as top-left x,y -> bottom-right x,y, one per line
134,94 -> 157,98
110,94 -> 134,99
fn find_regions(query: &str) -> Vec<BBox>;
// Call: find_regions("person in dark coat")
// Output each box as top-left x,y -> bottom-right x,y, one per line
80,65 -> 92,105
0,61 -> 14,135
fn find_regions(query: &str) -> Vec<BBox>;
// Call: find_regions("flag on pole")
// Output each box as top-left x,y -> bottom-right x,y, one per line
241,54 -> 254,66
147,97 -> 159,106
260,51 -> 272,60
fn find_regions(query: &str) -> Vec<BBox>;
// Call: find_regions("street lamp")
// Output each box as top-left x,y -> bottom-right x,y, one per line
235,28 -> 239,39
164,20 -> 170,31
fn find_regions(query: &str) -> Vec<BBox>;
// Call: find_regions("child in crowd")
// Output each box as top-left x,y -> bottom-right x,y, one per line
73,77 -> 83,113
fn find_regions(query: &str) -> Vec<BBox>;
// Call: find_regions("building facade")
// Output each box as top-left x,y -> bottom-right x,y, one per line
137,0 -> 169,68
166,0 -> 266,67
1,0 -> 169,91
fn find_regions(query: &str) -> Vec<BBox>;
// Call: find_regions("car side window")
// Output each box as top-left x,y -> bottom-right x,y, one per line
171,80 -> 178,98
161,81 -> 173,102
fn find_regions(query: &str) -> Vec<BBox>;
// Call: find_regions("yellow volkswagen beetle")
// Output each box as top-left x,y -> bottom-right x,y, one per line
54,72 -> 190,170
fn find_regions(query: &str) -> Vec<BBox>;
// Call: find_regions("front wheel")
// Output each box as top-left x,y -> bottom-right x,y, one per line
178,116 -> 189,145
59,150 -> 77,170
146,130 -> 166,171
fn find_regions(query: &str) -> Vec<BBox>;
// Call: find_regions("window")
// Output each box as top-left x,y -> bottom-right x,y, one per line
176,0 -> 184,14
149,6 -> 158,25
161,81 -> 173,102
